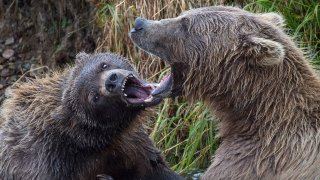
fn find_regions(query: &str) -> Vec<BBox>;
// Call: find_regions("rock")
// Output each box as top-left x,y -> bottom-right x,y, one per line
0,58 -> 6,64
0,84 -> 4,90
29,64 -> 38,77
21,63 -> 31,71
9,56 -> 15,62
0,65 -> 4,70
9,76 -> 18,82
2,49 -> 14,59
4,37 -> 14,45
8,62 -> 15,69
0,21 -> 4,33
0,95 -> 4,104
1,69 -> 12,77
4,86 -> 12,98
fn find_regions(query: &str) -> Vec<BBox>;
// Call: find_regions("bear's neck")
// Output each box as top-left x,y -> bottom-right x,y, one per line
61,112 -> 141,150
184,49 -> 320,172
185,50 -> 320,141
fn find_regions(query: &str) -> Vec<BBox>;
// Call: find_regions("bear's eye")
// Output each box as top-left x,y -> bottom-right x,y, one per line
101,63 -> 109,70
93,94 -> 99,103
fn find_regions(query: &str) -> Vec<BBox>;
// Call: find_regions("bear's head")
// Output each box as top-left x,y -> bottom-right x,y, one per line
54,53 -> 161,145
130,6 -> 288,101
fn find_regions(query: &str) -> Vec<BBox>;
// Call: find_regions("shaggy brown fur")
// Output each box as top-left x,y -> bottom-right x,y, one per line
129,6 -> 320,179
0,53 -> 183,180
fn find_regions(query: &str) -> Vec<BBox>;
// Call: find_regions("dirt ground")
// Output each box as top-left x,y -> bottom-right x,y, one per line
0,0 -> 101,103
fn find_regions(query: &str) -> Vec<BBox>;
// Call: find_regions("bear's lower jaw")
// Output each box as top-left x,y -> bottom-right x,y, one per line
150,72 -> 173,98
148,62 -> 185,99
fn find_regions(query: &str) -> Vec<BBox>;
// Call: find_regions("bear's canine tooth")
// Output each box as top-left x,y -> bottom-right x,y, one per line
124,93 -> 127,97
144,96 -> 154,103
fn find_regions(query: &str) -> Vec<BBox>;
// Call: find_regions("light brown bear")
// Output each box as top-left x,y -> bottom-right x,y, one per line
129,6 -> 320,180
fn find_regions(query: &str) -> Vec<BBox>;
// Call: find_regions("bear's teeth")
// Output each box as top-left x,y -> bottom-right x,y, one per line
123,77 -> 128,85
124,93 -> 127,97
121,88 -> 124,91
144,96 -> 154,102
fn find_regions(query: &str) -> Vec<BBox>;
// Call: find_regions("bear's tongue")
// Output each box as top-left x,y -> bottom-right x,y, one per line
123,77 -> 155,104
124,85 -> 149,100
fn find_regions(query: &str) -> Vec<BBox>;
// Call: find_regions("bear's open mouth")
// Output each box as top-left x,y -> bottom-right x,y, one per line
121,72 -> 173,106
121,75 -> 159,106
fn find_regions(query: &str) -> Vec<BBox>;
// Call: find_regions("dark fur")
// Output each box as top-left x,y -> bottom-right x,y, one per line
130,6 -> 320,179
0,53 -> 183,180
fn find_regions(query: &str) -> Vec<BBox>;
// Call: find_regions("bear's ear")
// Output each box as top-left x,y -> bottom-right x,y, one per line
76,52 -> 90,64
243,37 -> 285,66
258,12 -> 284,27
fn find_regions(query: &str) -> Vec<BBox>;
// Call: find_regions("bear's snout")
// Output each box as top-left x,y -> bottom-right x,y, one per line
132,17 -> 147,32
105,73 -> 119,92
103,69 -> 132,93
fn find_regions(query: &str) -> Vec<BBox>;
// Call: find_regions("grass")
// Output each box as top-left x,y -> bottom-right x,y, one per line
150,100 -> 218,173
95,0 -> 320,175
243,0 -> 320,64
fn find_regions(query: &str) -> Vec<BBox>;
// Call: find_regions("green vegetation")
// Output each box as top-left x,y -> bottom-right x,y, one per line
244,0 -> 320,65
95,0 -> 320,174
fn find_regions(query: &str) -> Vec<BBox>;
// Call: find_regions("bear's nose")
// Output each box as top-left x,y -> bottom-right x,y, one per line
109,73 -> 118,82
134,17 -> 146,31
105,73 -> 119,92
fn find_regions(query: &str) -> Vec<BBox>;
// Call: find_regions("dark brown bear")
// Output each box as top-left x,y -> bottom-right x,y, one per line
0,52 -> 183,180
130,6 -> 320,180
